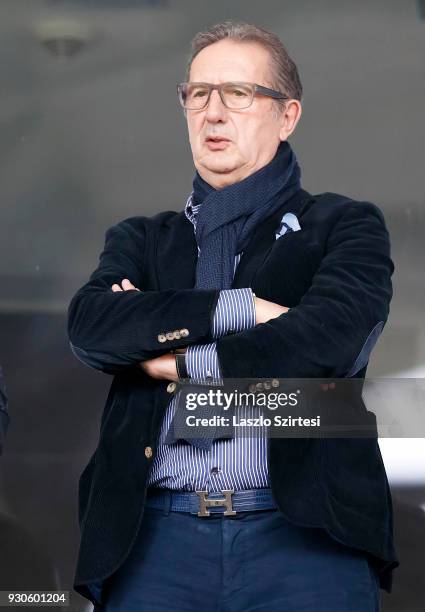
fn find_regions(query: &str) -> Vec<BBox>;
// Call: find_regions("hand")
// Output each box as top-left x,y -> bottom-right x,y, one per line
254,296 -> 289,324
320,382 -> 336,391
111,277 -> 185,381
140,352 -> 179,381
254,295 -> 333,391
111,278 -> 140,292
140,348 -> 187,382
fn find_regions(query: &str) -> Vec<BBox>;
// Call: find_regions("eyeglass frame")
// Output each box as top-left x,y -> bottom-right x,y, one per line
177,81 -> 289,110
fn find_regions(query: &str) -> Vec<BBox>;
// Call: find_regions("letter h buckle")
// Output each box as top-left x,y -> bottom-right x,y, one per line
195,489 -> 236,517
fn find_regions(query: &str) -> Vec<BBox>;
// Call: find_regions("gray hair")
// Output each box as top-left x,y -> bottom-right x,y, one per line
186,21 -> 303,111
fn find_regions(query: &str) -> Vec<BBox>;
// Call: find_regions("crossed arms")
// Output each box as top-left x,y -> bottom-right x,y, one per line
68,201 -> 393,380
108,278 -> 288,382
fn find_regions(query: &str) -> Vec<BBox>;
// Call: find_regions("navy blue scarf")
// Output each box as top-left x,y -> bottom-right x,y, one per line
192,140 -> 301,290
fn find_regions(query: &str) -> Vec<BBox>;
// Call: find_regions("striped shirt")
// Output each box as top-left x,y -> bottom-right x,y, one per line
147,195 -> 270,492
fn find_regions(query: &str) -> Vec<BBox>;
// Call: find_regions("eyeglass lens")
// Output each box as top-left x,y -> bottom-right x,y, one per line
181,83 -> 254,109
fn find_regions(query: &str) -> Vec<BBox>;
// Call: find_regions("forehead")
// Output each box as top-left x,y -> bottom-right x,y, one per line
189,39 -> 272,85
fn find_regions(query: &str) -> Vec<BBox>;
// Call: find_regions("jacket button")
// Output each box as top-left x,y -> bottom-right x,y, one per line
144,446 -> 153,459
167,382 -> 177,393
256,382 -> 264,391
158,333 -> 166,343
180,328 -> 189,337
271,379 -> 280,388
166,332 -> 174,340
173,330 -> 181,339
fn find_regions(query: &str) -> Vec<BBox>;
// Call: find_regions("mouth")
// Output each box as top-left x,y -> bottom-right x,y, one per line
205,135 -> 230,142
205,136 -> 231,150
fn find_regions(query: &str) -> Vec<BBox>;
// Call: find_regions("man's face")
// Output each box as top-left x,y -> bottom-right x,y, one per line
186,39 -> 296,189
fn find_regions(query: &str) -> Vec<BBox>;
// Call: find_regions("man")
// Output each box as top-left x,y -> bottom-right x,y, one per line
68,22 -> 398,611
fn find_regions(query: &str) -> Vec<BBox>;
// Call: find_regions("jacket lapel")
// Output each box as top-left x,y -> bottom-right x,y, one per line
232,188 -> 313,289
156,188 -> 313,290
156,212 -> 199,289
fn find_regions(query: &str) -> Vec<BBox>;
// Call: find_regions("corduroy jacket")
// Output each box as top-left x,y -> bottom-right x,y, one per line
68,187 -> 399,606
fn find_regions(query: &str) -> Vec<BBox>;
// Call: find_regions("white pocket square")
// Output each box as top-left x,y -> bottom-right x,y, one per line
275,212 -> 301,239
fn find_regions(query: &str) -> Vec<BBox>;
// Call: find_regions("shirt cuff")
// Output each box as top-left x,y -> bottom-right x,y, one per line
185,343 -> 221,381
212,288 -> 256,339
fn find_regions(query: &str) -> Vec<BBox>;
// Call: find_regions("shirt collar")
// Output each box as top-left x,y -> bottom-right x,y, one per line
184,192 -> 202,228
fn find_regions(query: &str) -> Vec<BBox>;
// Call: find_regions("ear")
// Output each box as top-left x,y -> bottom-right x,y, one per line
278,99 -> 302,141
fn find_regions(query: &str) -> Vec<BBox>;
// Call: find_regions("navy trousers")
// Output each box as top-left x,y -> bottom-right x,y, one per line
96,506 -> 381,611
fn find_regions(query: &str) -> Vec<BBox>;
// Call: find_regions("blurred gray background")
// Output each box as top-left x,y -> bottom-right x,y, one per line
0,0 -> 424,610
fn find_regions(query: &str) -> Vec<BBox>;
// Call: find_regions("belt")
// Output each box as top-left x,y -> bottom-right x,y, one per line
145,487 -> 278,517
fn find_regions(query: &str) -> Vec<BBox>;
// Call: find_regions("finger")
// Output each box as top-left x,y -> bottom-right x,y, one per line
329,382 -> 336,390
112,284 -> 123,292
122,278 -> 140,291
320,384 -> 329,391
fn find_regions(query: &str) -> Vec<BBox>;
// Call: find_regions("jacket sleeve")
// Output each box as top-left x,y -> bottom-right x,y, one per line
68,217 -> 220,374
216,201 -> 394,378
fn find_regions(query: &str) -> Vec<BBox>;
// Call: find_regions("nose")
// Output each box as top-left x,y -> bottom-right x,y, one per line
204,88 -> 228,122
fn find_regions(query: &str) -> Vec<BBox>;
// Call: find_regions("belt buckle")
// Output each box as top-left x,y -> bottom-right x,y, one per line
195,489 -> 236,517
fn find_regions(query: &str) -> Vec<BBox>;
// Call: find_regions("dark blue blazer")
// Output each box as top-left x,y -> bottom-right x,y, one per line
68,188 -> 398,605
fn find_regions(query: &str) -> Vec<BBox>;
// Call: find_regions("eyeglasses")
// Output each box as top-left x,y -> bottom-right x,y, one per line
177,81 -> 288,110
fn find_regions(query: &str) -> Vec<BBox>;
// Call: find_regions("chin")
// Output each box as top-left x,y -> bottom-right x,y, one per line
199,152 -> 240,175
